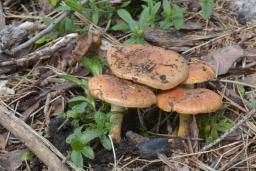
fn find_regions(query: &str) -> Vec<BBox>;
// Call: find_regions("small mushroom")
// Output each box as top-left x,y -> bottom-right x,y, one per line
88,74 -> 156,143
107,44 -> 189,90
183,61 -> 215,85
157,88 -> 222,137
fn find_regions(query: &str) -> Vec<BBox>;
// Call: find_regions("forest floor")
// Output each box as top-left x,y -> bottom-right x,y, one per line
0,0 -> 256,170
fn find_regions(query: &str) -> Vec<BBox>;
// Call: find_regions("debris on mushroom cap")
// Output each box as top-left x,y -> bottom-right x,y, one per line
183,61 -> 215,85
157,88 -> 222,114
107,44 -> 189,90
88,75 -> 156,108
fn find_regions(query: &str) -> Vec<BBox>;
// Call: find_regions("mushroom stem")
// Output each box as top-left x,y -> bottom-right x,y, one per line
178,84 -> 194,137
178,114 -> 191,137
109,105 -> 125,143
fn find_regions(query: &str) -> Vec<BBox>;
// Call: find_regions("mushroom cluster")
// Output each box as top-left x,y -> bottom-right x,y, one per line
88,44 -> 223,142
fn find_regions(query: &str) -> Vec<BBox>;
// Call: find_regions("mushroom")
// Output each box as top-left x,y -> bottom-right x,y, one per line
170,61 -> 215,136
183,61 -> 215,86
88,74 -> 156,143
107,44 -> 189,90
157,88 -> 222,137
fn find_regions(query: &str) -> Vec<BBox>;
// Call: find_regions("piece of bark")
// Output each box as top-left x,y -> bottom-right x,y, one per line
0,106 -> 69,171
0,22 -> 42,54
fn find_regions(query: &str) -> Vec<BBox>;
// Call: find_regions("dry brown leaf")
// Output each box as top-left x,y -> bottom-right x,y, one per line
72,32 -> 93,61
242,73 -> 256,86
0,80 -> 15,96
201,45 -> 244,75
0,150 -> 26,171
0,134 -> 6,150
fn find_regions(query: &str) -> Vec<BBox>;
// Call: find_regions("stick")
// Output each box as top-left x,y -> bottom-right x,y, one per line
0,106 -> 69,171
0,0 -> 5,30
10,12 -> 68,54
0,33 -> 78,66
10,0 -> 88,54
201,109 -> 256,151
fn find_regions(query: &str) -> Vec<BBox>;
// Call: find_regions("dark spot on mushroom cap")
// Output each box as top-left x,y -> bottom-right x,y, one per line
160,75 -> 169,83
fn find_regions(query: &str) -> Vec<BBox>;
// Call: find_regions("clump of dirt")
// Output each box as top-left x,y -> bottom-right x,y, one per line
48,117 -> 72,155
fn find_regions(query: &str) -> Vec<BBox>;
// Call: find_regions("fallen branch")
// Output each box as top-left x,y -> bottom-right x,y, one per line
10,0 -> 88,55
0,33 -> 78,67
0,106 -> 69,171
201,109 -> 256,151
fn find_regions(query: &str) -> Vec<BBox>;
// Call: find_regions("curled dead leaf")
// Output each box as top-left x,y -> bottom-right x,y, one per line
201,45 -> 244,75
72,30 -> 101,61
242,73 -> 256,86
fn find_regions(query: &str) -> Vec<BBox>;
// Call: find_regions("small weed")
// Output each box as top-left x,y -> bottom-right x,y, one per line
113,8 -> 150,44
200,0 -> 215,20
60,57 -> 113,167
160,0 -> 185,30
197,110 -> 233,144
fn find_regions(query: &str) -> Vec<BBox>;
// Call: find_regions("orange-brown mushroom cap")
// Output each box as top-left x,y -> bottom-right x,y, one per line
183,62 -> 215,85
107,44 -> 189,90
88,75 -> 156,108
157,88 -> 222,114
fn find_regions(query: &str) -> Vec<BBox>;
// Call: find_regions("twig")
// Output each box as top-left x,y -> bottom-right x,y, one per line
0,0 -> 5,30
0,33 -> 78,66
0,106 -> 69,171
201,109 -> 256,151
10,12 -> 68,54
10,0 -> 88,54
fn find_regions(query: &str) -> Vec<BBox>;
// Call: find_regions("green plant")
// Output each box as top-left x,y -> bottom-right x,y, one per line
160,0 -> 185,30
200,0 -> 215,20
112,8 -> 150,44
197,110 -> 233,143
252,100 -> 256,109
21,151 -> 34,161
141,0 -> 161,27
60,57 -> 113,168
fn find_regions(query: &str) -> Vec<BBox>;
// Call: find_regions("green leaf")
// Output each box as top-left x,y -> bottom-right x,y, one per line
138,7 -> 149,29
50,0 -> 58,7
68,96 -> 87,106
42,17 -> 53,26
123,37 -> 138,44
200,0 -> 215,20
65,0 -> 84,12
81,57 -> 103,76
100,135 -> 112,150
65,18 -> 75,33
61,74 -> 82,86
81,146 -> 95,159
112,22 -> 130,31
94,111 -> 105,125
153,2 -> 161,14
162,0 -> 171,16
252,100 -> 256,109
66,110 -> 80,119
117,9 -> 137,32
217,119 -> 233,133
66,128 -> 82,144
71,150 -> 83,168
238,85 -> 246,97
171,4 -> 185,30
81,129 -> 101,143
71,102 -> 87,114
20,151 -> 34,161
35,35 -> 53,45
160,20 -> 171,30
92,12 -> 99,24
